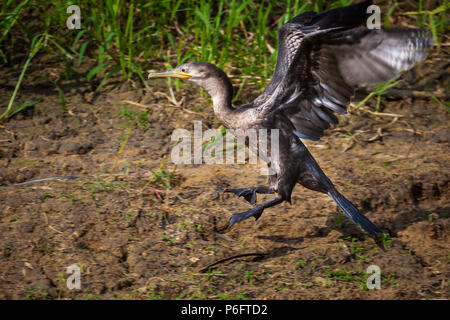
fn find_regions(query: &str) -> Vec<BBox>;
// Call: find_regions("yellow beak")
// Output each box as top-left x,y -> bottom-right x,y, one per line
148,70 -> 191,80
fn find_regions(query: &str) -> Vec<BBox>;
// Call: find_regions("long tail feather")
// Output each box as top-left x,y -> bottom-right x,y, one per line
328,190 -> 381,237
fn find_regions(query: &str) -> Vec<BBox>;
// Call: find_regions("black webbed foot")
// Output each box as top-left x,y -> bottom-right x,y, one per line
221,188 -> 257,205
214,186 -> 275,205
229,206 -> 264,228
228,196 -> 283,229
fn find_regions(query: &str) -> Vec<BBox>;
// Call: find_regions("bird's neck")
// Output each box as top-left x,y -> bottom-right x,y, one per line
200,75 -> 236,128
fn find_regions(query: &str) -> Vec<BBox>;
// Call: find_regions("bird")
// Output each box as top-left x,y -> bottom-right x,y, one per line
148,0 -> 433,239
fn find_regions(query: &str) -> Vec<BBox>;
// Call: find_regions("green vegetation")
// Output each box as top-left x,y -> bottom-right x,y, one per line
25,285 -> 50,300
1,1 -> 443,120
357,77 -> 401,112
144,157 -> 177,190
110,103 -> 151,173
74,175 -> 129,193
379,233 -> 394,249
401,1 -> 449,47
120,104 -> 150,130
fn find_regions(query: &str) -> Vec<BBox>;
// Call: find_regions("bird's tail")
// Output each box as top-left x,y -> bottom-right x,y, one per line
328,189 -> 381,238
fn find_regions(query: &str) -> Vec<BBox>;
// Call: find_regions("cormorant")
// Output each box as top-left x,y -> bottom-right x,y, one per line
148,0 -> 433,238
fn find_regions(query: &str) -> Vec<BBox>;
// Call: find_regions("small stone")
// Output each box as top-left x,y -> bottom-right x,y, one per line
189,257 -> 199,263
59,141 -> 93,154
137,286 -> 148,294
314,276 -> 328,286
59,141 -> 81,154
20,222 -> 35,233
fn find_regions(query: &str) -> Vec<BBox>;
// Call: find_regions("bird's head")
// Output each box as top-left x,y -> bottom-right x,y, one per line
148,62 -> 230,94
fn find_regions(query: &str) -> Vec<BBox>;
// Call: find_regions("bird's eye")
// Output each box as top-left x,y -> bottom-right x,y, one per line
181,68 -> 185,72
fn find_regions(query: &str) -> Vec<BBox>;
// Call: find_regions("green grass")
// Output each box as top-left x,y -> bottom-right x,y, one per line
0,1 -> 444,120
0,33 -> 45,120
25,285 -> 51,300
120,104 -> 150,129
356,77 -> 401,111
144,157 -> 177,191
74,175 -> 130,194
401,1 -> 449,47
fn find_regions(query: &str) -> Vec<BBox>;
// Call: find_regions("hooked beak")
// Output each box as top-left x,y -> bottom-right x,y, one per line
148,70 -> 191,80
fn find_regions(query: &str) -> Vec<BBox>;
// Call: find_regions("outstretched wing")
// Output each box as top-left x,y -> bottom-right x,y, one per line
256,0 -> 374,103
258,27 -> 433,140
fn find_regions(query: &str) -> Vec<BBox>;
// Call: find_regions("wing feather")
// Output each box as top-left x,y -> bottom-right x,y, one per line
256,0 -> 374,103
259,27 -> 433,140
247,1 -> 432,141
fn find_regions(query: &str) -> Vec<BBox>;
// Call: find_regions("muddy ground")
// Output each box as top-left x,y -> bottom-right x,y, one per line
0,45 -> 448,300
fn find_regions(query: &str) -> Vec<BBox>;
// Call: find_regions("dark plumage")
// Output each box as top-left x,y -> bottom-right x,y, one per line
148,0 -> 433,239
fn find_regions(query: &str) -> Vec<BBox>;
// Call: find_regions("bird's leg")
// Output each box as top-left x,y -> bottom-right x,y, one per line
229,196 -> 283,228
215,186 -> 275,205
298,148 -> 382,238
